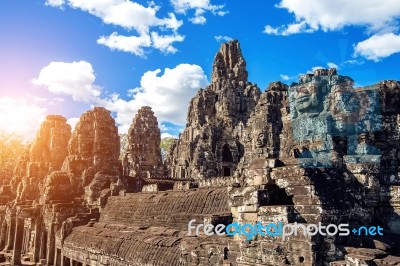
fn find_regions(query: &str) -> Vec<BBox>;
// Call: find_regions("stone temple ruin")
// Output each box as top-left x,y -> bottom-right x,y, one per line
0,40 -> 400,265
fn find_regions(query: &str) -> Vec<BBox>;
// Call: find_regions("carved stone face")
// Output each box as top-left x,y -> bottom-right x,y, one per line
294,83 -> 320,114
329,84 -> 359,122
256,133 -> 265,148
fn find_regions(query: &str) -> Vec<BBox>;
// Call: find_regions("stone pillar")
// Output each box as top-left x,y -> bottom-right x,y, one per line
21,226 -> 26,256
5,218 -> 15,250
34,220 -> 42,262
54,248 -> 61,266
46,223 -> 56,265
0,220 -> 7,250
11,217 -> 24,265
39,230 -> 47,261
61,254 -> 71,266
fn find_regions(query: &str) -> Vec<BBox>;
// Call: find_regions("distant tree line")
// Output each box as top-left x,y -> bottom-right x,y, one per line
0,133 -> 26,184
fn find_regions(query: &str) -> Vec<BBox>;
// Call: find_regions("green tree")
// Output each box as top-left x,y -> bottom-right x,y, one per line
0,133 -> 26,184
160,137 -> 176,161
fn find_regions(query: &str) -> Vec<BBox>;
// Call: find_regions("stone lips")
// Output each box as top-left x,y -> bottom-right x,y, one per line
0,40 -> 400,265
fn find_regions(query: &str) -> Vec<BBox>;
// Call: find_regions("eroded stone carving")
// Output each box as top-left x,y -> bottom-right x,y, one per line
122,106 -> 164,179
167,40 -> 260,180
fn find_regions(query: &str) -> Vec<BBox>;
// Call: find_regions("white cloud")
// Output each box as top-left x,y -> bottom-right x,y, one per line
215,35 -> 233,42
0,97 -> 47,141
45,0 -> 65,7
354,33 -> 400,61
52,97 -> 65,102
280,74 -> 290,81
102,64 -> 209,131
150,32 -> 185,54
34,61 -> 209,134
327,62 -> 339,69
97,32 -> 152,57
190,15 -> 207,25
264,1 -> 400,61
343,59 -> 363,65
25,94 -> 66,106
67,117 -> 80,131
47,0 -> 181,33
46,0 -> 184,55
265,0 -> 400,36
170,0 -> 227,24
32,61 -> 101,102
161,132 -> 178,139
26,94 -> 48,103
46,97 -> 66,106
264,21 -> 314,36
280,74 -> 299,81
264,25 -> 280,35
97,31 -> 185,56
284,21 -> 315,35
160,124 -> 169,132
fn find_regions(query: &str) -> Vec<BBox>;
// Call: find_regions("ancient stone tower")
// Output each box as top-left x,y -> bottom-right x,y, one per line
122,106 -> 163,179
12,115 -> 71,202
62,107 -> 123,206
168,40 -> 261,179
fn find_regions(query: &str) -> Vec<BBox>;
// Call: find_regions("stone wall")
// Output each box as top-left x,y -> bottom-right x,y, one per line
60,187 -> 233,266
100,188 -> 230,230
63,225 -> 182,266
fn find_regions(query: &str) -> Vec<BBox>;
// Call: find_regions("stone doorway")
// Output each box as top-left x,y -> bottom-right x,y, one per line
223,167 -> 231,177
222,144 -> 233,162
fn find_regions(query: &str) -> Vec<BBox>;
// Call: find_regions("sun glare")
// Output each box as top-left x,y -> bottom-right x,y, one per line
0,97 -> 47,141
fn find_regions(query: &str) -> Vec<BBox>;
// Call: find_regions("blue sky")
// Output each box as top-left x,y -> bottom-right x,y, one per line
1,0 -> 400,140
